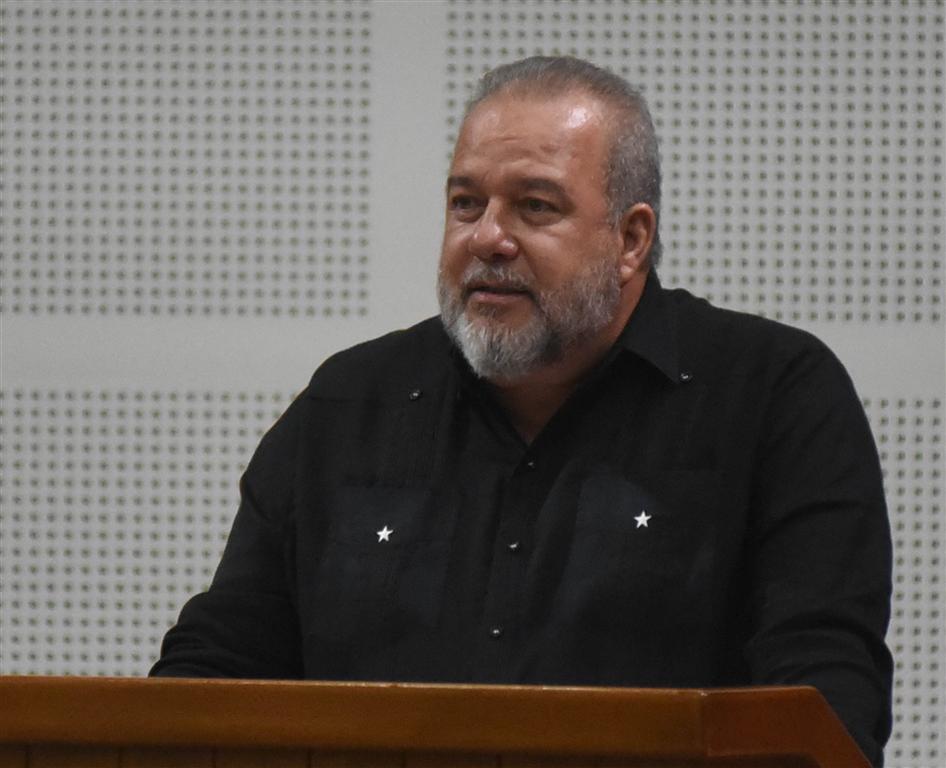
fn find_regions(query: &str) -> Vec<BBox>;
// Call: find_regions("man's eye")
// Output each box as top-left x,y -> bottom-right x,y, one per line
450,195 -> 479,211
523,198 -> 555,214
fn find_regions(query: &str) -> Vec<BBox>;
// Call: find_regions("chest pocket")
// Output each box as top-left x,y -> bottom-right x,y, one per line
306,486 -> 456,645
554,470 -> 722,627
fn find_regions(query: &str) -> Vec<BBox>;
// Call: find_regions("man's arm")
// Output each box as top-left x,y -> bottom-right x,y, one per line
743,339 -> 893,765
151,398 -> 304,679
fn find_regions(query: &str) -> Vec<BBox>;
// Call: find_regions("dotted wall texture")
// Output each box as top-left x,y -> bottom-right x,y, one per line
446,0 -> 944,324
866,397 -> 944,768
1,0 -> 371,318
0,389 -> 290,676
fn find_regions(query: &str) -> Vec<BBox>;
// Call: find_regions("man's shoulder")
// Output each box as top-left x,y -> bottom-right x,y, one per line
305,316 -> 450,399
663,285 -> 839,375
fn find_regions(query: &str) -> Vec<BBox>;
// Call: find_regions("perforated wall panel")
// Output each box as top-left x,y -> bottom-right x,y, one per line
0,0 -> 371,318
866,396 -> 944,767
0,389 -> 289,676
446,0 -> 944,324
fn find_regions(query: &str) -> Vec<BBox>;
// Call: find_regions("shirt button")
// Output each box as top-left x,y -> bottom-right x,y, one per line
489,626 -> 504,639
408,388 -> 423,401
525,459 -> 536,470
507,541 -> 521,553
679,371 -> 693,382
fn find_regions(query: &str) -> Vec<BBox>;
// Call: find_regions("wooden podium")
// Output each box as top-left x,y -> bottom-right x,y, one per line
0,677 -> 869,767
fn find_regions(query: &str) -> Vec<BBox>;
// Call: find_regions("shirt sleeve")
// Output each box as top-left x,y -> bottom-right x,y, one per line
150,397 -> 304,679
743,337 -> 893,766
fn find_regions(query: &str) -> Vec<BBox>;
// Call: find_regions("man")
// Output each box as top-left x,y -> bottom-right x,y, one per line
153,57 -> 892,764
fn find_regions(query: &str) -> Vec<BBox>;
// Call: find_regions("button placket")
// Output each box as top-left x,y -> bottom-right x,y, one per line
475,450 -> 538,674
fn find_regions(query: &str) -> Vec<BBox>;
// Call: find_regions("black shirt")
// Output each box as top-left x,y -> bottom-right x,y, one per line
153,274 -> 893,765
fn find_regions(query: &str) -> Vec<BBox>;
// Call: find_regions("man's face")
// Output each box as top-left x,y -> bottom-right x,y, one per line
438,89 -> 625,381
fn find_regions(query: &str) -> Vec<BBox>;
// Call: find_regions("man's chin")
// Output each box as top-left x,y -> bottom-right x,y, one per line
463,300 -> 535,327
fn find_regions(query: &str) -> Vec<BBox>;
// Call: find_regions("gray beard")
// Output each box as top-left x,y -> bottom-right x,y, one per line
437,257 -> 621,381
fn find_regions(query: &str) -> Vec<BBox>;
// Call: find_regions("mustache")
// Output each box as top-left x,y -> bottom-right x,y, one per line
459,264 -> 535,296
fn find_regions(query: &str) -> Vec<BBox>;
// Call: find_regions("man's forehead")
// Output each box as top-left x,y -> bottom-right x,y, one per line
446,174 -> 568,198
562,103 -> 599,130
463,88 -> 609,129
452,90 -> 612,166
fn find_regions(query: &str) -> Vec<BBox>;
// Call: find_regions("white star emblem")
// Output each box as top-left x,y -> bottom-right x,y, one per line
634,510 -> 651,528
376,525 -> 393,542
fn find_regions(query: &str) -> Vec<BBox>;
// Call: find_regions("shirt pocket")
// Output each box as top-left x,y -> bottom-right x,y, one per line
305,485 -> 456,645
553,469 -> 722,628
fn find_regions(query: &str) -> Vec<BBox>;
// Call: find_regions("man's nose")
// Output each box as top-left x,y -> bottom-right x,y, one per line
468,203 -> 518,262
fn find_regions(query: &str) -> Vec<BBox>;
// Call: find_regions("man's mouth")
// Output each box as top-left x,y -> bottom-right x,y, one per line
464,282 -> 532,299
463,284 -> 534,315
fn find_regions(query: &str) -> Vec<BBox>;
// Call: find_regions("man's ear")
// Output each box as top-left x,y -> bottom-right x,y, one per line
618,203 -> 657,283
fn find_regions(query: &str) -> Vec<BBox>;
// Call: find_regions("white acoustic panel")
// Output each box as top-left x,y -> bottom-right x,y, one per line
0,0 -> 372,318
866,396 -> 945,767
0,389 -> 290,676
445,0 -> 944,325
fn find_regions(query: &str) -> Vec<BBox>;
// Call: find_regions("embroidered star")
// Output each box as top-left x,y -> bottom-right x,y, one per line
376,525 -> 393,542
634,510 -> 651,528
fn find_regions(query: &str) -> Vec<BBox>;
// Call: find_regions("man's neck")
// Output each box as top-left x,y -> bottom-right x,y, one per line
487,275 -> 647,443
488,373 -> 585,444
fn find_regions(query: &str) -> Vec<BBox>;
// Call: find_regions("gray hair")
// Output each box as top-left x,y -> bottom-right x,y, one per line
464,56 -> 663,266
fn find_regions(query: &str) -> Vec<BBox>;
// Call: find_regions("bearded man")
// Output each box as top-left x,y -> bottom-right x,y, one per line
153,57 -> 892,766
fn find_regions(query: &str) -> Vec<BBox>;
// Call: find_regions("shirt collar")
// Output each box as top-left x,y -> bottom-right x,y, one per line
611,270 -> 681,384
